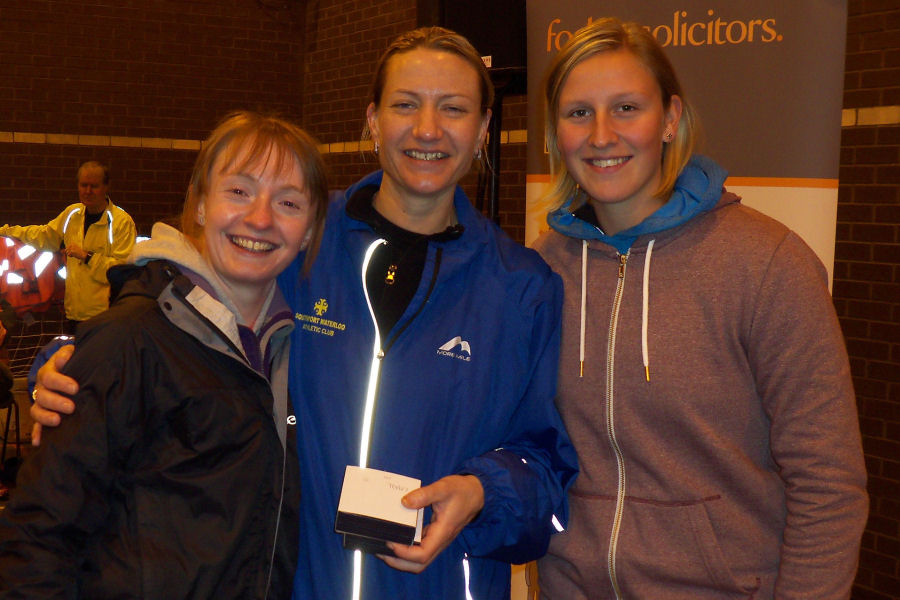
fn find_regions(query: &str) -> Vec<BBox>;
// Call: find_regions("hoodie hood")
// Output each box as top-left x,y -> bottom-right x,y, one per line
544,155 -> 731,385
547,155 -> 728,254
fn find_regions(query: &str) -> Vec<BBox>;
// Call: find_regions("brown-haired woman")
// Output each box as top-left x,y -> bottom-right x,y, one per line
0,111 -> 327,599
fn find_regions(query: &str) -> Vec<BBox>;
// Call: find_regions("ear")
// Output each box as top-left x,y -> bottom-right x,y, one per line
366,102 -> 380,145
477,108 -> 492,149
664,95 -> 683,139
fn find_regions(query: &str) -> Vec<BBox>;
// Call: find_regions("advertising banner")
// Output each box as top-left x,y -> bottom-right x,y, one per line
525,1 -> 847,282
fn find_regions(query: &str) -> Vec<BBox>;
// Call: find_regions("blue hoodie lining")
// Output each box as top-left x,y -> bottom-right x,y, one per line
547,155 -> 728,253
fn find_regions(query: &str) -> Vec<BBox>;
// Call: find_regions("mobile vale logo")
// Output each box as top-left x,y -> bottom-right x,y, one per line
437,336 -> 472,362
546,10 -> 783,52
295,298 -> 347,338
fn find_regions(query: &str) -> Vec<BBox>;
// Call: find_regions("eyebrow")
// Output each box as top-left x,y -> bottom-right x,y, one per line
390,88 -> 476,102
223,171 -> 307,194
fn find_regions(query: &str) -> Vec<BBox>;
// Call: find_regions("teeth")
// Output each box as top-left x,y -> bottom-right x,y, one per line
405,150 -> 448,161
589,157 -> 628,168
230,236 -> 275,252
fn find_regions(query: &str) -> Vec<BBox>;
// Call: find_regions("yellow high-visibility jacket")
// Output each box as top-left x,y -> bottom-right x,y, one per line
0,199 -> 136,321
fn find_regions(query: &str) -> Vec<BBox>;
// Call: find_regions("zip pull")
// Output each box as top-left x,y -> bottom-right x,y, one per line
617,253 -> 628,279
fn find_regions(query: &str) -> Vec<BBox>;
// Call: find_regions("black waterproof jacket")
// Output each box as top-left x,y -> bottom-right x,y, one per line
0,259 -> 300,599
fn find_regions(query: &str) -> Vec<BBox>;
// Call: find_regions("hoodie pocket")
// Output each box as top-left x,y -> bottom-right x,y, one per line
615,495 -> 761,599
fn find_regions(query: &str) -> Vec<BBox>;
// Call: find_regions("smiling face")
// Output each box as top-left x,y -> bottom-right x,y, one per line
556,49 -> 682,234
198,144 -> 312,311
366,48 -> 490,223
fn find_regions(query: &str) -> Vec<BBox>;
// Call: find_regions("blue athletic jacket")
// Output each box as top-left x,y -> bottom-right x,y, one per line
279,170 -> 578,600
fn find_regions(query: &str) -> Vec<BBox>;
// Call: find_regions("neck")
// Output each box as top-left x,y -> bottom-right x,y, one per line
373,177 -> 456,235
591,195 -> 665,236
230,287 -> 270,331
84,200 -> 107,215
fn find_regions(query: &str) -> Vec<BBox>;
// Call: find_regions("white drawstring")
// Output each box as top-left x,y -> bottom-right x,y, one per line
641,239 -> 655,382
579,240 -> 587,378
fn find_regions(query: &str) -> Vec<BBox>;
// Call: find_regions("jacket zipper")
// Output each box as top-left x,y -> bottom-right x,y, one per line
607,251 -> 629,599
168,275 -> 288,599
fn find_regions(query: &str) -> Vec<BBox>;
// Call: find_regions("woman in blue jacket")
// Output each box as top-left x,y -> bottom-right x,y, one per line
279,27 -> 577,600
32,27 -> 578,600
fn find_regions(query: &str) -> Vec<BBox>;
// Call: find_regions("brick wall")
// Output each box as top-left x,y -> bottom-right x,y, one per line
0,0 -> 306,234
840,2 -> 900,599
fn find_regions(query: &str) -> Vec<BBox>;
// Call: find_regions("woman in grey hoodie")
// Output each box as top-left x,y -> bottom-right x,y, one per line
533,17 -> 867,600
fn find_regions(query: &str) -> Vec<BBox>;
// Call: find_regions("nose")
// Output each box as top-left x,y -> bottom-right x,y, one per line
588,114 -> 617,148
413,106 -> 441,141
245,194 -> 274,229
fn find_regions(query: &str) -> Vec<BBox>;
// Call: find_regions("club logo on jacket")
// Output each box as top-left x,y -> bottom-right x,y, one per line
295,297 -> 346,338
437,336 -> 472,362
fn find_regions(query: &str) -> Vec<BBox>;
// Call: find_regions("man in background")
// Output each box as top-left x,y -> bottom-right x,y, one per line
0,162 -> 136,331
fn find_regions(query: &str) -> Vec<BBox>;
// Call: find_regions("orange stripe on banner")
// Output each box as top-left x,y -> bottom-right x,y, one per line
526,174 -> 551,183
724,177 -> 838,189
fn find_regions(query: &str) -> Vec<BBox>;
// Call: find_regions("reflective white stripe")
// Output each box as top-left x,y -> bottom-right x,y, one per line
352,239 -> 387,600
463,555 -> 474,600
34,251 -> 54,276
551,514 -> 565,533
57,266 -> 67,279
352,550 -> 362,600
357,238 -> 386,468
106,209 -> 114,244
16,245 -> 35,260
61,207 -> 81,234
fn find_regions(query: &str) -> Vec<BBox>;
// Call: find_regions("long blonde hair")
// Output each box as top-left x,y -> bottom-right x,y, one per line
543,17 -> 698,211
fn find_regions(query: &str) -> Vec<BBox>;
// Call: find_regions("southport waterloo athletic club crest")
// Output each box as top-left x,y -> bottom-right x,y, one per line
295,297 -> 346,338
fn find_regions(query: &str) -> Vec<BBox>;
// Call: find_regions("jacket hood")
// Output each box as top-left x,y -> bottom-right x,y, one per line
547,155 -> 728,254
127,222 -> 274,328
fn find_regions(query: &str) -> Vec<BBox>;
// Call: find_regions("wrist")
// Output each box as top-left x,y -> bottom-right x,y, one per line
84,251 -> 94,263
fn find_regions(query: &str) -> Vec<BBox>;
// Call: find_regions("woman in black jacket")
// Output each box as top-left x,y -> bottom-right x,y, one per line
0,111 -> 328,599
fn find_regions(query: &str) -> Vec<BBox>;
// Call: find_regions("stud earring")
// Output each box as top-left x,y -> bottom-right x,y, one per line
373,142 -> 379,155
475,148 -> 482,160
197,211 -> 205,226
664,131 -> 674,142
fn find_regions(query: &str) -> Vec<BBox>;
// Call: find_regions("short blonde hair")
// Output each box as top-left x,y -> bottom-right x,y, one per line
181,111 -> 328,274
543,17 -> 698,211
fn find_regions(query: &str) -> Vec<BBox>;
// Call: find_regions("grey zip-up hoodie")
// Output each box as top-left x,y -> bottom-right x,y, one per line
534,156 -> 867,599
